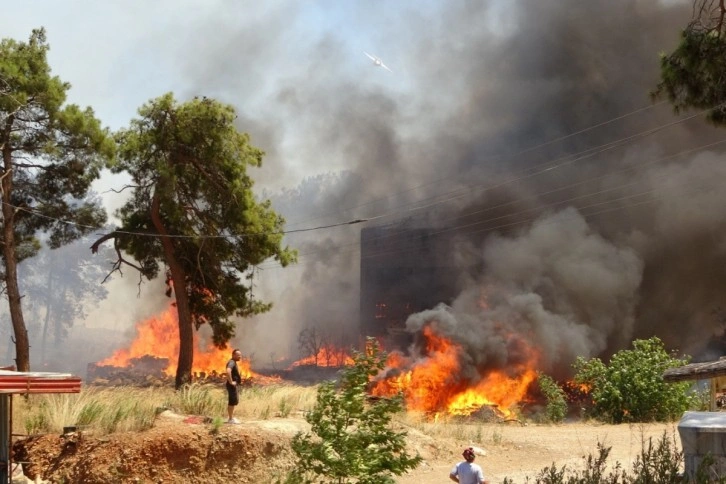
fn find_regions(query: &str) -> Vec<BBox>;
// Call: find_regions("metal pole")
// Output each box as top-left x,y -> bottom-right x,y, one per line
0,394 -> 9,484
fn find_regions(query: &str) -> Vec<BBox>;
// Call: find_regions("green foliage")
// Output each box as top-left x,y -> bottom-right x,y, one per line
537,373 -> 567,423
76,400 -> 104,426
285,338 -> 422,483
279,397 -> 293,417
629,433 -> 683,484
23,414 -> 47,435
573,337 -> 694,423
210,416 -> 224,435
690,383 -> 711,411
0,28 -> 113,254
502,431 -> 726,483
533,443 -> 626,484
652,26 -> 726,126
108,93 -> 296,347
21,388 -> 159,435
0,27 -> 113,370
171,383 -> 218,416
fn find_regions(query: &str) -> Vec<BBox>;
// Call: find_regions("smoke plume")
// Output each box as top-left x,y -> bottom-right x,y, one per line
10,0 -> 726,377
220,0 -> 726,369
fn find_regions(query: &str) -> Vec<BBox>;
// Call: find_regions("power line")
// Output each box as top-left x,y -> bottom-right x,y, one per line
2,103 -> 720,256
363,105 -> 711,225
256,137 -> 726,268
4,202 -> 368,239
281,100 -> 670,229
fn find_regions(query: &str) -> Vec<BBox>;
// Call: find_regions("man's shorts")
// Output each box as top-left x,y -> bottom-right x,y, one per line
226,382 -> 239,406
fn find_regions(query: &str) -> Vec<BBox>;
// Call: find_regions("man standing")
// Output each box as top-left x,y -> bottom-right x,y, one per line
449,447 -> 488,484
225,349 -> 243,424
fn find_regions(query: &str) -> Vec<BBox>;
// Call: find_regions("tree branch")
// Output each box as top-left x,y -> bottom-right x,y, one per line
91,230 -> 146,286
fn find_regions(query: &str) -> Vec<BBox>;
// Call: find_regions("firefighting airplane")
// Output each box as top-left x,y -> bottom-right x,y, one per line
363,51 -> 393,72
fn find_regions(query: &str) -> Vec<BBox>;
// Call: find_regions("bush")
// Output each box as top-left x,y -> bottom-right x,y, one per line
502,431 -> 726,483
283,338 -> 422,483
573,337 -> 694,423
537,373 -> 567,423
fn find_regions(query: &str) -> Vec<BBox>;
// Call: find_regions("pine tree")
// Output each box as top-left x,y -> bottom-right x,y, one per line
0,28 -> 113,370
91,94 -> 295,388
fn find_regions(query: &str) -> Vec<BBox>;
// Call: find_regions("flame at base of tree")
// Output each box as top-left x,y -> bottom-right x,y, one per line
370,325 -> 540,419
97,304 -> 277,382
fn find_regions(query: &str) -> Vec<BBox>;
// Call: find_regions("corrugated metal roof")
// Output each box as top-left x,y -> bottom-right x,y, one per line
0,370 -> 81,394
662,358 -> 726,383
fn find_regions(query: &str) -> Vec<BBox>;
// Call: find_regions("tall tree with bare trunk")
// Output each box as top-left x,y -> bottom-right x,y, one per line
0,29 -> 113,371
91,93 -> 295,388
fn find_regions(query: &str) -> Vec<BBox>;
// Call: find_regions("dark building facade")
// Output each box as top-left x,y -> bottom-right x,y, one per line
359,225 -> 462,348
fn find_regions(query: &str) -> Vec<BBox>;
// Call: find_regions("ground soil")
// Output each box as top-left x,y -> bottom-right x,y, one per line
10,411 -> 680,484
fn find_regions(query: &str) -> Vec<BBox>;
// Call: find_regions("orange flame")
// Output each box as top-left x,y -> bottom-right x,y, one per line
288,346 -> 355,369
371,325 -> 540,418
97,305 -> 270,381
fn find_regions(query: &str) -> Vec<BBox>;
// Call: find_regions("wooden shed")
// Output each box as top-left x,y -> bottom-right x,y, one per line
662,357 -> 726,411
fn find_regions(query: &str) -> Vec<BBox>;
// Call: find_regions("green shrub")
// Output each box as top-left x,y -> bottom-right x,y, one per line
629,432 -> 682,484
537,373 -> 567,423
76,400 -> 104,426
170,383 -> 220,416
500,432 -> 715,483
283,338 -> 422,483
573,337 -> 694,423
210,416 -> 224,434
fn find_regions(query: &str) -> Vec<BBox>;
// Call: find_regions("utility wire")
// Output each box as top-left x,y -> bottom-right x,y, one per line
256,137 -> 726,268
363,106 -> 711,225
2,103 -> 719,251
282,100 -> 669,229
4,202 -> 369,239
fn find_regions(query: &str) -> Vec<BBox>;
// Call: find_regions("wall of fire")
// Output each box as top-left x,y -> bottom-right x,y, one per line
359,225 -> 462,349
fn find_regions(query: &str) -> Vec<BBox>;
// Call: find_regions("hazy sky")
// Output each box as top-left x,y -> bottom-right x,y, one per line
1,1 -> 430,365
1,1 -> 416,208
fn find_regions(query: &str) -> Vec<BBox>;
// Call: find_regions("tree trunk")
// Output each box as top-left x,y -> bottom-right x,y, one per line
150,191 -> 194,389
1,132 -> 30,371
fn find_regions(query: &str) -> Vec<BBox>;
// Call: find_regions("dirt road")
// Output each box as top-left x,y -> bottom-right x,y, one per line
13,412 -> 681,483
395,421 -> 680,484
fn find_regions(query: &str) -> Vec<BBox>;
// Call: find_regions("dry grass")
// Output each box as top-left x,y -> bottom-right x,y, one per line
12,382 -> 498,444
236,384 -> 318,419
12,383 -> 319,437
393,409 -> 505,444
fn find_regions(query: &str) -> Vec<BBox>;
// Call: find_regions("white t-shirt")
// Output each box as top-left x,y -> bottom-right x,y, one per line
450,460 -> 485,484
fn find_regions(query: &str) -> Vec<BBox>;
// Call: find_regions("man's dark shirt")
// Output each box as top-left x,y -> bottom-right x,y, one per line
227,359 -> 241,385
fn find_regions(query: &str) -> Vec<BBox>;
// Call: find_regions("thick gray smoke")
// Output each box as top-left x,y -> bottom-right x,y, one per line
10,0 -> 726,377
405,208 -> 644,380
218,0 -> 726,370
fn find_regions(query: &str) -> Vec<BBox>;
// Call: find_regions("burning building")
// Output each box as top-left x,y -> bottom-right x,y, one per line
358,207 -> 645,417
359,224 -> 468,347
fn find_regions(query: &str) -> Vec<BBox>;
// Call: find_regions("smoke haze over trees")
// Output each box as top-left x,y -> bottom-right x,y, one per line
239,0 -> 726,374
1,1 -> 725,377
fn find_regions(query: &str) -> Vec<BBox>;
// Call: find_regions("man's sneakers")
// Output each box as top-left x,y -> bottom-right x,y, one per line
226,417 -> 240,424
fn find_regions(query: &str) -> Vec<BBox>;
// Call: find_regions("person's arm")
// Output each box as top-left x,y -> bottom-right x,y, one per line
225,363 -> 235,385
449,473 -> 459,483
478,468 -> 489,484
